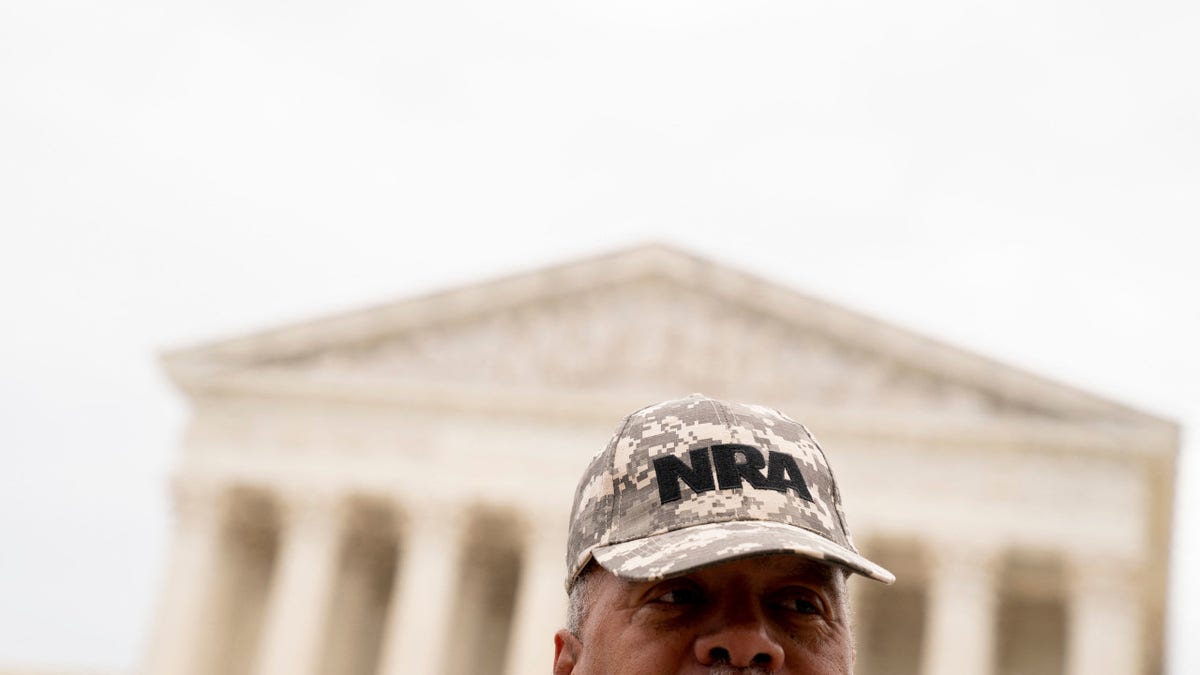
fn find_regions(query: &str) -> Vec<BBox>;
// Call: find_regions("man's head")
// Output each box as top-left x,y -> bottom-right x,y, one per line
555,395 -> 893,674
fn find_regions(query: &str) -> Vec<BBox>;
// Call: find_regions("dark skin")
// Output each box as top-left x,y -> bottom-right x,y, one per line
554,555 -> 854,675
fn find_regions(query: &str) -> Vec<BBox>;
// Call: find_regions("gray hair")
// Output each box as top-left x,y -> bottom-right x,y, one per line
566,561 -> 598,636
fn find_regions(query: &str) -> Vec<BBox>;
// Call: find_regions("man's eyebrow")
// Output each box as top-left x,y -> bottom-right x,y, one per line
772,560 -> 847,598
773,558 -> 839,581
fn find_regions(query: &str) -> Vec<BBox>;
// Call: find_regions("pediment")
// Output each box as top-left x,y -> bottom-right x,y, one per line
163,244 -> 1166,429
266,278 -> 1021,418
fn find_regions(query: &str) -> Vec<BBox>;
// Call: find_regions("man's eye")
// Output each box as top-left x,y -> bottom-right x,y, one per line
786,598 -> 819,614
773,593 -> 822,615
655,587 -> 703,605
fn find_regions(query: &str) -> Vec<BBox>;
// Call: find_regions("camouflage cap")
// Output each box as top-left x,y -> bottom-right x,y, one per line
566,394 -> 894,589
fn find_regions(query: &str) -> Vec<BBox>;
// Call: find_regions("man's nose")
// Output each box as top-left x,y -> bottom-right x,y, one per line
693,611 -> 785,670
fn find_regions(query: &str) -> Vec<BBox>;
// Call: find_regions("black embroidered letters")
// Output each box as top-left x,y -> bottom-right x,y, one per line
653,448 -> 716,503
653,444 -> 814,504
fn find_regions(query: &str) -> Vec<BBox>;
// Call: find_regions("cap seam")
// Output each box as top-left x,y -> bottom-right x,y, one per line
800,423 -> 854,550
706,397 -> 729,431
605,412 -> 635,545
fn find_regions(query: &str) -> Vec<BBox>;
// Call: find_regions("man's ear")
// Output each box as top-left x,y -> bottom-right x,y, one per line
553,629 -> 582,675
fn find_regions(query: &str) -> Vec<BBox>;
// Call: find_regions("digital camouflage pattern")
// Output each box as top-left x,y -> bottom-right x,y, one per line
566,394 -> 895,588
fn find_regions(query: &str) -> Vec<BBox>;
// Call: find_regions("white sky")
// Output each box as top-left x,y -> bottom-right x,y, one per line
1,0 -> 1198,672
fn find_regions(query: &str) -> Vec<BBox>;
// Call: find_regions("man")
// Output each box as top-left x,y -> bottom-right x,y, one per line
554,394 -> 894,674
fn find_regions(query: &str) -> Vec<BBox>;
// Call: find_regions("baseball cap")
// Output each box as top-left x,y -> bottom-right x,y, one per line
566,394 -> 894,588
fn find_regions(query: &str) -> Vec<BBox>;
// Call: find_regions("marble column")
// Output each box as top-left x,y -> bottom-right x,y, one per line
252,489 -> 347,675
503,515 -> 568,675
1066,558 -> 1143,675
920,544 -> 999,675
377,503 -> 466,675
142,477 -> 227,675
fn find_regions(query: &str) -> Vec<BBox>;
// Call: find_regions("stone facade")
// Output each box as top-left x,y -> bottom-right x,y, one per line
144,244 -> 1178,675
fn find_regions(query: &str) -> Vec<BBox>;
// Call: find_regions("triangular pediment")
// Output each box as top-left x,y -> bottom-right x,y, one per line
163,244 -> 1168,430
250,277 -> 1032,419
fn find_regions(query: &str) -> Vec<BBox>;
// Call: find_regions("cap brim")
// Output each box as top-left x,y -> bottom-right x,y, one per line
591,520 -> 895,584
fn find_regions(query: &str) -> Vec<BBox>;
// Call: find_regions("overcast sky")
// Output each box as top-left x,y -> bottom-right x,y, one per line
2,0 -> 1198,672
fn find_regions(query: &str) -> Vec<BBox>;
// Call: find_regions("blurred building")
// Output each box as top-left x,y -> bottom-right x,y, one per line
143,244 -> 1178,675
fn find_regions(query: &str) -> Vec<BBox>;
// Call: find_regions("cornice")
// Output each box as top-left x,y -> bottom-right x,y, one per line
170,366 -> 1177,461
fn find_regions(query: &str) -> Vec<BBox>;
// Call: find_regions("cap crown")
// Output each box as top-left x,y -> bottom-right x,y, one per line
566,395 -> 859,585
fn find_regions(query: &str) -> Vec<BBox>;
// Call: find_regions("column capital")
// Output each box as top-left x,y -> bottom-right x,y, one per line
273,485 -> 351,534
397,497 -> 471,538
1066,554 -> 1141,597
925,537 -> 1002,565
514,507 -> 568,554
169,474 -> 230,526
924,539 -> 1001,593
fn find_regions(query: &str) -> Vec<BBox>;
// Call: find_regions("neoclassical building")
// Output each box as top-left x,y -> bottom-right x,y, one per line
144,244 -> 1178,675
